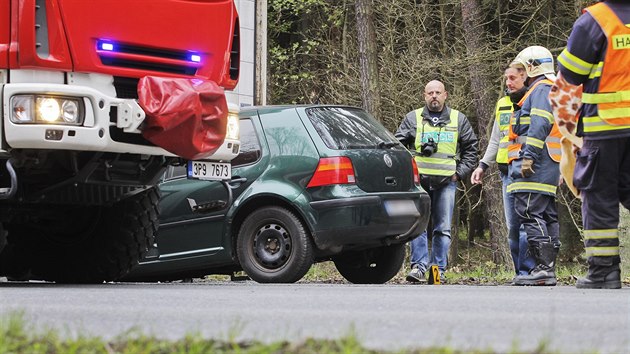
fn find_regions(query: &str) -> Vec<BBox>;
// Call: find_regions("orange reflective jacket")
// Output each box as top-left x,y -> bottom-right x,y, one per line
581,3 -> 630,127
508,79 -> 561,163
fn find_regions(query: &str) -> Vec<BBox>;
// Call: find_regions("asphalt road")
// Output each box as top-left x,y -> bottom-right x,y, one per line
0,281 -> 628,353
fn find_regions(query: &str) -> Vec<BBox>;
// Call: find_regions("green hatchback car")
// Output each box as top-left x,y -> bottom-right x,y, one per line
123,105 -> 430,284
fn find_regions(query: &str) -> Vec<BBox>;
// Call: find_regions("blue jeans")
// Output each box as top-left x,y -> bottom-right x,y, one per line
501,172 -> 535,275
410,180 -> 456,272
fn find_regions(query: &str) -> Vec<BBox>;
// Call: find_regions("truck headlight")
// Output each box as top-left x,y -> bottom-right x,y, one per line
10,95 -> 84,125
11,96 -> 34,123
61,100 -> 80,123
226,112 -> 239,140
38,97 -> 61,122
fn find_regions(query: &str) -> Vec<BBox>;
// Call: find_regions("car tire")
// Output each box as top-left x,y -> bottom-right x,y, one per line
5,187 -> 160,283
236,206 -> 313,283
333,243 -> 405,284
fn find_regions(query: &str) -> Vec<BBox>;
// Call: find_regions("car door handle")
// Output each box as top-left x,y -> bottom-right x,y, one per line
385,176 -> 397,186
228,177 -> 247,189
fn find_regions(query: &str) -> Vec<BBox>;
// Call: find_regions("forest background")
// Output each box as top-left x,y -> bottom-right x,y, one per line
265,0 -> 630,276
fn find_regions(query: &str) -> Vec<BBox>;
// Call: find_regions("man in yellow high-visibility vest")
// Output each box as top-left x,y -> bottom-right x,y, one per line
471,66 -> 535,280
396,80 -> 478,283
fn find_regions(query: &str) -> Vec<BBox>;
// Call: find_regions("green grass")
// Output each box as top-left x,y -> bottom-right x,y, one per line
0,312 -> 561,354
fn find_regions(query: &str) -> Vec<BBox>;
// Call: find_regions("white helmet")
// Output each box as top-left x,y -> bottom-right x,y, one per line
511,46 -> 556,81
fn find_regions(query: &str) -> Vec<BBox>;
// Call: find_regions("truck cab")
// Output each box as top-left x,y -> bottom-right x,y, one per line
0,0 -> 240,282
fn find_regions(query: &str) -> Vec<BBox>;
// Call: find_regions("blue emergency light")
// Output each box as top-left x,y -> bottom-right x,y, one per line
99,41 -> 115,51
98,39 -> 201,63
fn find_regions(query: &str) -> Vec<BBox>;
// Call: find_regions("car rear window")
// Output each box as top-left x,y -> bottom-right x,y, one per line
306,107 -> 399,150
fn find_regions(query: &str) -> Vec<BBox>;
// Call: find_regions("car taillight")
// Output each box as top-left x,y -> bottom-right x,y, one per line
307,157 -> 356,188
412,158 -> 420,185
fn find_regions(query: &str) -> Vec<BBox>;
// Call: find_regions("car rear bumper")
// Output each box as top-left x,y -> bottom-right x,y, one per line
308,191 -> 430,252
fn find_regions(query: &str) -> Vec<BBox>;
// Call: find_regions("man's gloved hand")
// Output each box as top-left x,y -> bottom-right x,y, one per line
521,158 -> 535,178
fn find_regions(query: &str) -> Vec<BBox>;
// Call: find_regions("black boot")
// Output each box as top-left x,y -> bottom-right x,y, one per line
514,242 -> 559,286
576,264 -> 621,289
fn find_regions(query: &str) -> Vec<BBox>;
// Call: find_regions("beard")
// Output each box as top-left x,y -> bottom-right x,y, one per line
428,100 -> 442,111
509,86 -> 528,104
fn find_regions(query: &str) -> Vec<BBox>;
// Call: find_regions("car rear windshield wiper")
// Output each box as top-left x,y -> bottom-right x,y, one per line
345,145 -> 372,149
376,141 -> 399,149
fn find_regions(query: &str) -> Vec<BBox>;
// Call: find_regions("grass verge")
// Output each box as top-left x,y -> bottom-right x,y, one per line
0,311 -> 560,354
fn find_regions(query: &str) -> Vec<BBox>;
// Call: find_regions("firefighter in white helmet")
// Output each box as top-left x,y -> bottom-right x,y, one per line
507,46 -> 562,286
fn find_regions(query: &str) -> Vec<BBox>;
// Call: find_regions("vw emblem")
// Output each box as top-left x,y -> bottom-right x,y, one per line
383,154 -> 393,168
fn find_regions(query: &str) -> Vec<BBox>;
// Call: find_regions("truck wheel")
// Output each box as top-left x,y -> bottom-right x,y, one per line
0,223 -> 32,280
6,187 -> 160,283
236,206 -> 313,283
333,244 -> 405,284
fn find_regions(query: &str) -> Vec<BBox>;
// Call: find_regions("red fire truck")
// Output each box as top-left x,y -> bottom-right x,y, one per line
0,0 -> 240,282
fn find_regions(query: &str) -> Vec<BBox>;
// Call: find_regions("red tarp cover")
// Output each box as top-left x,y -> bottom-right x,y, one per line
138,76 -> 228,160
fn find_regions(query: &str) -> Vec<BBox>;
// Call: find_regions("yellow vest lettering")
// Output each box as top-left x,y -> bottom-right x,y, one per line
612,34 -> 630,50
495,96 -> 513,164
414,108 -> 459,177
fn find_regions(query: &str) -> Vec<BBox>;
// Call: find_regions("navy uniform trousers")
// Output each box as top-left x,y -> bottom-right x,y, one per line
575,137 -> 630,270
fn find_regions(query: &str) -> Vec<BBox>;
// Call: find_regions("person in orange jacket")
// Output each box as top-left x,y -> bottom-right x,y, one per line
507,46 -> 562,286
549,0 -> 630,289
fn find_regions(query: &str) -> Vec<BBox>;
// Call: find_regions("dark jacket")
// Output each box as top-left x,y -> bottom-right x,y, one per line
508,77 -> 560,197
395,106 -> 478,189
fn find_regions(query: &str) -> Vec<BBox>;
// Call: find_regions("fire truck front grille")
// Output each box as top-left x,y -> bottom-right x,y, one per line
113,77 -> 140,99
101,57 -> 197,76
230,19 -> 240,80
108,107 -> 155,146
103,42 -> 194,61
98,42 -> 199,76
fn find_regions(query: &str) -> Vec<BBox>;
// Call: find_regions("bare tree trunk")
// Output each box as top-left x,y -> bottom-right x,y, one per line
355,0 -> 381,118
460,0 -> 508,265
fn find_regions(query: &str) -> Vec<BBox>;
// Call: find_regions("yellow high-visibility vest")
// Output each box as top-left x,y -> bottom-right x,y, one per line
414,108 -> 459,177
495,96 -> 513,164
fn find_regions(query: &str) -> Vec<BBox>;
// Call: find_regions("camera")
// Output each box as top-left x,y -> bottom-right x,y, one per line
421,137 -> 437,157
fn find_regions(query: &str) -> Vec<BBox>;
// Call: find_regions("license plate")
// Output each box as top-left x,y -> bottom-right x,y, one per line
384,200 -> 417,217
187,161 -> 231,181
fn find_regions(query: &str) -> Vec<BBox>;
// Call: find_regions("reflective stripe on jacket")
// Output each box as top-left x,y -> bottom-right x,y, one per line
580,2 -> 630,133
507,77 -> 560,197
508,79 -> 561,163
414,108 -> 459,177
495,96 -> 512,164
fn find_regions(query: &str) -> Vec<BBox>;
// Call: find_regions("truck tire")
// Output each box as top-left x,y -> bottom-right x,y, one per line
0,223 -> 32,280
333,243 -> 405,284
6,187 -> 160,283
